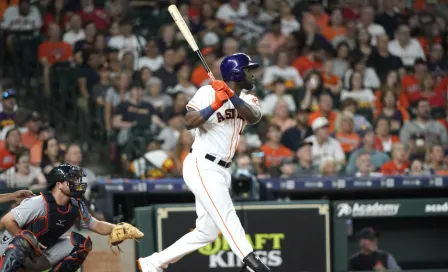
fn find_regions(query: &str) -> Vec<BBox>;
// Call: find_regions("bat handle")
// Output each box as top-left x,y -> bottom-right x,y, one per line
207,72 -> 216,82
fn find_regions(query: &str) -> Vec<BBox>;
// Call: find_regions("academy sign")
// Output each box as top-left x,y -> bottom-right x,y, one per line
425,202 -> 448,213
337,202 -> 400,217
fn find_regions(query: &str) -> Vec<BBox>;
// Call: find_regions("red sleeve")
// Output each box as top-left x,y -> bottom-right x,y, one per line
38,42 -> 47,60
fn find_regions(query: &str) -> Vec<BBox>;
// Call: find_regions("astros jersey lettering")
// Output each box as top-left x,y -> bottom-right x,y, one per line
186,85 -> 260,161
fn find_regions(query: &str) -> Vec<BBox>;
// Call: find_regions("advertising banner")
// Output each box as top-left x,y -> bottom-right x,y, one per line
155,202 -> 330,272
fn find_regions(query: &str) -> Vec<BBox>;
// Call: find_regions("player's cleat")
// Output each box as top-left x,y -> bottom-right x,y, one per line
137,254 -> 163,272
241,252 -> 272,272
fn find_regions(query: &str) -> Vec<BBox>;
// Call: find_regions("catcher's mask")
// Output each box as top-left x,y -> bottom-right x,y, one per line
47,163 -> 87,198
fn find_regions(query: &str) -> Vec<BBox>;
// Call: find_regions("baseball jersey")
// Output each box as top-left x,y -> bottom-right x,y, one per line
186,85 -> 260,161
0,196 -> 97,246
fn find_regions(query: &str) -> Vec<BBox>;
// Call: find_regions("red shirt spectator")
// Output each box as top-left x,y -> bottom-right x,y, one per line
292,43 -> 323,76
374,117 -> 400,152
0,128 -> 21,171
408,73 -> 445,107
79,1 -> 109,31
43,0 -> 70,31
260,125 -> 293,168
380,143 -> 409,175
38,23 -> 72,65
400,59 -> 428,98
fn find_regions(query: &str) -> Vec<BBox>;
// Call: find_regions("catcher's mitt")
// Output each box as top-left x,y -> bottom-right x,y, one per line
108,222 -> 144,254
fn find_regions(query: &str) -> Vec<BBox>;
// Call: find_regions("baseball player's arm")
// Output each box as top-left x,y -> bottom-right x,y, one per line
0,197 -> 43,235
88,219 -> 116,236
0,190 -> 34,204
185,88 -> 227,130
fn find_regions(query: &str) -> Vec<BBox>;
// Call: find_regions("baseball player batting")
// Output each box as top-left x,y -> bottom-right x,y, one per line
0,163 -> 143,272
138,53 -> 271,272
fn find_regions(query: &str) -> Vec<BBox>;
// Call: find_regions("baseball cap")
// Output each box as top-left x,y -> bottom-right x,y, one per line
359,125 -> 374,138
2,89 -> 16,100
298,140 -> 313,149
202,32 -> 219,47
414,58 -> 427,66
312,117 -> 329,131
25,111 -> 41,122
358,227 -> 379,240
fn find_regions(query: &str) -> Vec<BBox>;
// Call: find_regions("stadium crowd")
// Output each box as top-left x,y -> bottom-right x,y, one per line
0,0 -> 448,186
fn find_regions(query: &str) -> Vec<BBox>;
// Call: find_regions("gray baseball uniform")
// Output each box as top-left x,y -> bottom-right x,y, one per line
0,195 -> 97,271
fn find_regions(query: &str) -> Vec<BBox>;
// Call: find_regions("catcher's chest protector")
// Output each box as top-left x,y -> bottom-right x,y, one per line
23,191 -> 79,247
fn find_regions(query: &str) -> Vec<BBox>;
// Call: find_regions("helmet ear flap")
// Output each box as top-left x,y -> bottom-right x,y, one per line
232,68 -> 244,81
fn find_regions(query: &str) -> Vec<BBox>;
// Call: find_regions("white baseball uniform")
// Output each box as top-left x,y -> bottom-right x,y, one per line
150,85 -> 261,269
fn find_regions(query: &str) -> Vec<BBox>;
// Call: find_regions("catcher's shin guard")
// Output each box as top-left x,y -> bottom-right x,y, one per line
49,232 -> 92,272
0,230 -> 41,272
241,252 -> 272,272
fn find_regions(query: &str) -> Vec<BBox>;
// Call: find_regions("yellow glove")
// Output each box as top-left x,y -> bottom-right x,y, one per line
108,222 -> 144,254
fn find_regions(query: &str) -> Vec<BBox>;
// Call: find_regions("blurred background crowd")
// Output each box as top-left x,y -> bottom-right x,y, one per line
0,0 -> 448,193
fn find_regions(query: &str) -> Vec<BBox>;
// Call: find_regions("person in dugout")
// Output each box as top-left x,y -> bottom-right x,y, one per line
0,163 -> 118,272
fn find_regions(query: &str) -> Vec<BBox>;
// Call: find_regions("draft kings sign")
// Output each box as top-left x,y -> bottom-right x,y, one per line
156,204 -> 330,272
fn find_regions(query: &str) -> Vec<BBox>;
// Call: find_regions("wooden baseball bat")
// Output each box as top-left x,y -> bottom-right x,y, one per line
168,5 -> 215,82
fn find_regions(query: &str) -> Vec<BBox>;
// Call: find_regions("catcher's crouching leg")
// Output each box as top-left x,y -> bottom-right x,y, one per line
49,232 -> 92,272
241,252 -> 272,272
0,230 -> 41,272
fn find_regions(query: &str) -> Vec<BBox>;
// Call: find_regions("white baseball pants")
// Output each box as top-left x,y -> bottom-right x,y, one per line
153,153 -> 253,268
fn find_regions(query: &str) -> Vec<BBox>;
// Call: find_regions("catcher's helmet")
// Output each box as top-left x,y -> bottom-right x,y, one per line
220,53 -> 259,82
47,163 -> 87,198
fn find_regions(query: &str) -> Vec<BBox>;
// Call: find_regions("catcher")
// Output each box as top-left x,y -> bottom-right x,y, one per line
0,163 -> 143,271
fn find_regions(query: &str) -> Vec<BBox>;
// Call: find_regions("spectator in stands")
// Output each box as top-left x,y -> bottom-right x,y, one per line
269,100 -> 296,132
427,43 -> 447,75
346,127 -> 390,175
279,0 -> 300,36
105,0 -> 127,20
335,112 -> 360,154
341,71 -> 376,109
261,17 -> 287,55
43,0 -> 70,33
349,227 -> 401,271
175,129 -> 194,166
375,70 -> 408,110
1,0 -> 42,57
307,0 -> 329,29
375,0 -> 399,39
355,152 -> 382,177
0,128 -> 21,171
409,73 -> 445,107
191,48 -> 216,88
0,90 -> 17,130
77,52 -> 100,106
153,47 -> 178,92
407,158 -> 431,176
296,13 -> 329,54
332,42 -> 350,79
92,64 -> 111,108
375,91 -> 409,133
293,42 -> 324,77
29,125 -> 54,166
353,28 -> 374,60
381,142 -> 409,175
120,51 -> 135,72
144,77 -> 172,115
112,83 -> 165,145
400,98 -> 448,147
427,144 -> 448,175
340,98 -> 372,132
93,33 -> 107,64
162,91 -> 188,123
64,143 -> 97,198
108,17 -> 146,68
333,19 -> 357,50
158,113 -> 185,153
260,124 -> 293,169
20,111 -> 41,149
308,92 -> 337,133
79,0 -> 109,31
299,71 -> 331,110
319,159 -> 338,176
374,117 -> 399,153
233,0 -> 265,50
369,35 -> 404,82
251,40 -> 275,73
250,149 -> 269,178
138,40 -> 164,72
307,117 -> 345,169
321,8 -> 347,42
294,140 -> 318,176
40,137 -> 62,174
344,56 -> 380,90
388,24 -> 426,66
39,23 -> 73,96
216,0 -> 247,24
281,108 -> 313,152
358,6 -> 386,45
104,71 -> 131,132
1,148 -> 47,189
321,59 -> 342,98
74,21 -> 97,62
63,14 -> 85,47
278,157 -> 296,178
262,50 -> 303,91
167,64 -> 197,99
261,78 -> 296,116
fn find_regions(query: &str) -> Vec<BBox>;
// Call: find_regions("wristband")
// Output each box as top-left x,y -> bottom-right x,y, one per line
199,106 -> 215,120
230,95 -> 245,108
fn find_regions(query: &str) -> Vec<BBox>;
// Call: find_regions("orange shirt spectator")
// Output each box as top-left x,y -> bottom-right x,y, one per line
293,55 -> 323,77
38,41 -> 72,65
0,147 -> 15,170
321,25 -> 347,42
190,48 -> 216,87
374,89 -> 409,109
260,144 -> 293,168
308,110 -> 337,133
401,74 -> 419,96
416,36 -> 442,55
21,132 -> 39,149
336,133 -> 360,153
30,141 -> 43,166
380,160 -> 409,175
